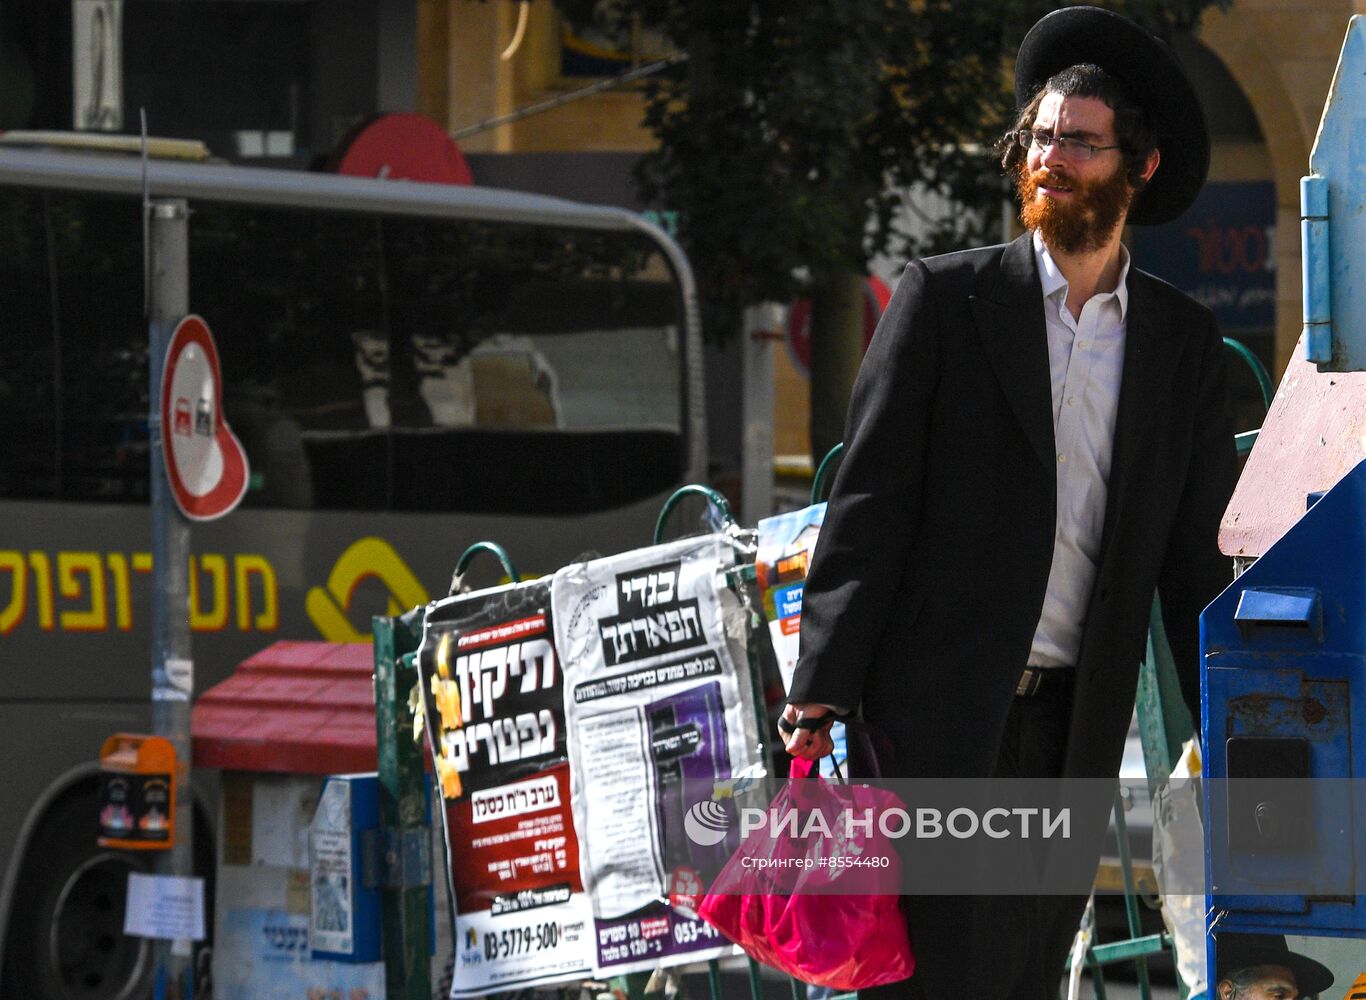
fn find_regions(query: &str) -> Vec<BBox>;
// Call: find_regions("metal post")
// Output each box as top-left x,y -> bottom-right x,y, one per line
1111,790 -> 1151,1000
374,615 -> 433,1000
740,303 -> 781,524
706,958 -> 723,999
746,955 -> 764,999
147,197 -> 194,998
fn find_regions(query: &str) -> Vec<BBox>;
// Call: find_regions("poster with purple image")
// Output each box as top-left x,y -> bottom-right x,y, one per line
551,534 -> 765,976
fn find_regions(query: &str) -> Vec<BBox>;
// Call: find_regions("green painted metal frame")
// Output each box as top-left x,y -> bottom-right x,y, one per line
811,443 -> 845,505
654,483 -> 737,544
373,611 -> 434,1000
452,540 -> 521,587
1224,336 -> 1271,460
1222,336 -> 1274,412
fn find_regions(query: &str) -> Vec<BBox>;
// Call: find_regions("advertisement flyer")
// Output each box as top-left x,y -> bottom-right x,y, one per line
551,534 -> 763,977
755,503 -> 825,692
755,503 -> 846,775
308,779 -> 354,956
417,581 -> 595,998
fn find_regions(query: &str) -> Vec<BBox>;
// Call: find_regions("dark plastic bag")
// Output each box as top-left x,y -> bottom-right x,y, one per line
697,758 -> 914,990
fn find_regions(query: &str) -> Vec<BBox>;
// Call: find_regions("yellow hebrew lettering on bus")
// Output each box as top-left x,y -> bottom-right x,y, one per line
29,551 -> 54,630
58,552 -> 108,631
190,554 -> 230,632
0,550 -> 279,634
305,538 -> 429,643
107,553 -> 134,631
235,555 -> 278,632
0,550 -> 26,634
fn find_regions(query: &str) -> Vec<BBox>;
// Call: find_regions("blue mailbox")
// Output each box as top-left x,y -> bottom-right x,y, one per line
1202,459 -> 1366,981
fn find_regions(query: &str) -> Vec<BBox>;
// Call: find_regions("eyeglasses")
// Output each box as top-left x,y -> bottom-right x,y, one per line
1014,128 -> 1121,161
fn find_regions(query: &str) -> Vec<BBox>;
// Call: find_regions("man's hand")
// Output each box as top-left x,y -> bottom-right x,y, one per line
779,703 -> 836,760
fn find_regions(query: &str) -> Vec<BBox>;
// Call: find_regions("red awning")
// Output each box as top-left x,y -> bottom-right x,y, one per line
192,641 -> 378,774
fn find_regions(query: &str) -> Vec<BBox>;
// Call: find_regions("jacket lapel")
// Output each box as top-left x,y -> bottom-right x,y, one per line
969,233 -> 1055,472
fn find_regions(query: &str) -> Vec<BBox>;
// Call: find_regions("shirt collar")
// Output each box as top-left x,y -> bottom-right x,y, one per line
1032,228 -> 1131,322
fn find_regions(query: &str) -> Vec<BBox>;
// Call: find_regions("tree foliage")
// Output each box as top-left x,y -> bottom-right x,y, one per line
560,0 -> 1229,340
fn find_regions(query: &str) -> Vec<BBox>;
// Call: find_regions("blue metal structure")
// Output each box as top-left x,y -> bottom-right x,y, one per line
1199,13 -> 1366,990
1201,459 -> 1366,982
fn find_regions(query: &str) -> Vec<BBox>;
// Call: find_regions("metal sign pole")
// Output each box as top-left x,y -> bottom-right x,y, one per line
148,196 -> 194,998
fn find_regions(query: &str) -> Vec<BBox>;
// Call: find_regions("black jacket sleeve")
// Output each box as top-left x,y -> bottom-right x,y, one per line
787,259 -> 940,711
1158,314 -> 1239,724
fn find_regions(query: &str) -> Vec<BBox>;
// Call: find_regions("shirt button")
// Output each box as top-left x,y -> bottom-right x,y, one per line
1067,396 -> 1077,406
1057,453 -> 1066,464
1077,340 -> 1089,350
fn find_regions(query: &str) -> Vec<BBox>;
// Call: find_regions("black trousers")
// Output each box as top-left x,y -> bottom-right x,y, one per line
859,675 -> 1086,1000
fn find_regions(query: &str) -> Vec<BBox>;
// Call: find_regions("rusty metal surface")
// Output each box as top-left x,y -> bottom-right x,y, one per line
1227,678 -> 1347,738
1219,334 -> 1366,557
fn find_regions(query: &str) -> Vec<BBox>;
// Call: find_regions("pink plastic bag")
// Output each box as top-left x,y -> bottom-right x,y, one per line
698,758 -> 915,990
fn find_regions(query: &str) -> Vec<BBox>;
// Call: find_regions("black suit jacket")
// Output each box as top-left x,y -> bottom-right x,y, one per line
789,232 -> 1238,784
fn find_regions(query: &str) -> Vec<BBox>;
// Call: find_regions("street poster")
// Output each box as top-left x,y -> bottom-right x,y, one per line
755,503 -> 825,692
307,778 -> 355,957
755,503 -> 846,775
417,580 -> 595,997
551,534 -> 762,977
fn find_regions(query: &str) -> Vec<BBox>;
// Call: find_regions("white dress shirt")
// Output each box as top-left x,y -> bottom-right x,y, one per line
1027,229 -> 1129,668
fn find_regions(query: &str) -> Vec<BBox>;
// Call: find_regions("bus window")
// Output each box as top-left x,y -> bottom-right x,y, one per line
187,204 -> 687,514
0,190 -> 58,499
0,189 -> 149,504
50,193 -> 150,503
0,188 -> 689,515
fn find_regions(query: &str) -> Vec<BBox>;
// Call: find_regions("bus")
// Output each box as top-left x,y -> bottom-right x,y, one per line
0,138 -> 705,999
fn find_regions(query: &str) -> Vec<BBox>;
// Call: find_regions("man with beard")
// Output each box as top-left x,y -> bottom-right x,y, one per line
779,7 -> 1237,998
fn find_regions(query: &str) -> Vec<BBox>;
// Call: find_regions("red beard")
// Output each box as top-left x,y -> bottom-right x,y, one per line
1017,161 -> 1134,254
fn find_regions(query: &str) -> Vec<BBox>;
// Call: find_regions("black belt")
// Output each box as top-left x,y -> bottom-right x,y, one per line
1016,665 -> 1075,697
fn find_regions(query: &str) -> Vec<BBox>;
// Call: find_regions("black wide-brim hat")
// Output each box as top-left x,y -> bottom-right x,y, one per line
1215,932 -> 1334,998
1015,5 -> 1209,226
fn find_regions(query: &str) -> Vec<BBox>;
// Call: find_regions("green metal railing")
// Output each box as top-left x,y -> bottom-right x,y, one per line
653,483 -> 738,544
1224,336 -> 1274,458
1223,336 -> 1274,412
448,539 -> 520,595
811,442 -> 844,505
373,611 -> 434,1000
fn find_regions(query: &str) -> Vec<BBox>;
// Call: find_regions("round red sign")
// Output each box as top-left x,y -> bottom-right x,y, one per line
335,112 -> 473,186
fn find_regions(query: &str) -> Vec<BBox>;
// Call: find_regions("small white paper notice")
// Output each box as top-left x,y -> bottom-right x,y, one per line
123,873 -> 206,941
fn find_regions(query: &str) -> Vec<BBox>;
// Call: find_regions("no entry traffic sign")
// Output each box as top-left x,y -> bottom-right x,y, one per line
159,315 -> 248,521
